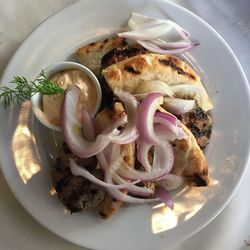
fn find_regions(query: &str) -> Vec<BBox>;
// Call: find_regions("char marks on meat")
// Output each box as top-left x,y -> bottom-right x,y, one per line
51,144 -> 105,213
178,107 -> 212,149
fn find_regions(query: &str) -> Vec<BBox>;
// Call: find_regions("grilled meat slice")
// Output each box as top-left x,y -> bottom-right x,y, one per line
178,107 -> 212,149
51,144 -> 105,213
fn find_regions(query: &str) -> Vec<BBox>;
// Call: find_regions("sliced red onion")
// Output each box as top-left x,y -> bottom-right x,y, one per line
157,174 -> 184,191
97,151 -> 109,170
176,121 -> 187,140
105,186 -> 159,204
154,124 -> 177,142
137,40 -> 199,54
128,12 -> 164,29
155,142 -> 174,174
165,20 -> 190,40
118,23 -> 173,41
136,139 -> 174,177
134,80 -> 174,100
154,112 -> 187,140
101,142 -> 114,165
109,89 -> 139,144
62,86 -> 127,158
97,151 -> 154,197
105,171 -> 159,204
154,116 -> 179,138
155,111 -> 177,126
136,141 -> 153,172
152,141 -> 174,171
115,176 -> 154,197
97,143 -> 123,172
137,93 -> 163,144
70,159 -> 138,189
154,116 -> 179,140
128,13 -> 189,40
118,141 -> 174,181
151,143 -> 160,171
155,186 -> 174,209
163,97 -> 195,115
120,13 -> 198,54
137,95 -> 186,145
117,159 -> 169,182
111,172 -> 154,197
109,142 -> 121,167
104,163 -> 141,187
151,39 -> 191,49
81,109 -> 95,141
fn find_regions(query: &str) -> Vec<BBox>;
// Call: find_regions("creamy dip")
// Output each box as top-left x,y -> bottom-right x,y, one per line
42,69 -> 97,126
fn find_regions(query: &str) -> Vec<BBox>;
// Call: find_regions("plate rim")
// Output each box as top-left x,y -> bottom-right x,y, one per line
0,0 -> 250,249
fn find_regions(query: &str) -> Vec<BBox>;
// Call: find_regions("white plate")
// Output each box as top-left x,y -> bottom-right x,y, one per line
0,1 -> 250,250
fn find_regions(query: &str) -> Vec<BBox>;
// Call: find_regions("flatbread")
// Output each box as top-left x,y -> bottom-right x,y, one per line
171,124 -> 209,186
102,53 -> 213,111
76,36 -> 126,76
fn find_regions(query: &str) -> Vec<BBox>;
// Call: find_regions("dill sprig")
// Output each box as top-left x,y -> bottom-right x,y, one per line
0,70 -> 65,108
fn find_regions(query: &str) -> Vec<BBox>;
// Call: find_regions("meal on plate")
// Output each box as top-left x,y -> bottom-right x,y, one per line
0,13 -> 213,219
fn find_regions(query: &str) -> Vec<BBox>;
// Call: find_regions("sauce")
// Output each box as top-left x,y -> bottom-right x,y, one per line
42,69 -> 97,126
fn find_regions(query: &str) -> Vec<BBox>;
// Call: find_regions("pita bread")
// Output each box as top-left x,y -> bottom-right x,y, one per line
76,36 -> 126,76
171,124 -> 209,186
102,53 -> 213,111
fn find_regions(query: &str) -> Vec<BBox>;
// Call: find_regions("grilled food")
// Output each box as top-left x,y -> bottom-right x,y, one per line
102,53 -> 213,111
76,36 -> 126,76
51,144 -> 105,213
51,33 -> 213,218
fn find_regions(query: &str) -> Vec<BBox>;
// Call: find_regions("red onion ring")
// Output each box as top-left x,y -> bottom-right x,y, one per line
117,141 -> 174,181
152,141 -> 174,171
154,111 -> 177,126
104,172 -> 159,204
151,39 -> 192,49
154,112 -> 187,140
155,186 -> 174,209
81,109 -> 95,141
157,174 -> 184,191
163,97 -> 195,115
127,13 -> 190,40
62,87 -> 137,158
137,93 -> 163,144
97,150 -> 154,196
118,13 -> 198,54
70,159 -> 138,189
154,124 -> 177,142
136,141 -> 153,172
63,87 -> 186,208
109,89 -> 139,144
137,40 -> 199,54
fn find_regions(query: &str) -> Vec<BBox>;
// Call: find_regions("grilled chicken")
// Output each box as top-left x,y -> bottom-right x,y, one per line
51,144 -> 105,213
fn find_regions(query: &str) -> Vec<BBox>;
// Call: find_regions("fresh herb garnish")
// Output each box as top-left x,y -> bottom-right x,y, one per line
0,70 -> 65,108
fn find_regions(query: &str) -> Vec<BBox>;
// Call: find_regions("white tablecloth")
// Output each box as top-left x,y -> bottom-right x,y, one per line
0,0 -> 250,249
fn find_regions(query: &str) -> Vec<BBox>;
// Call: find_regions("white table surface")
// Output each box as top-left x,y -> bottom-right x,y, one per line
0,0 -> 250,249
